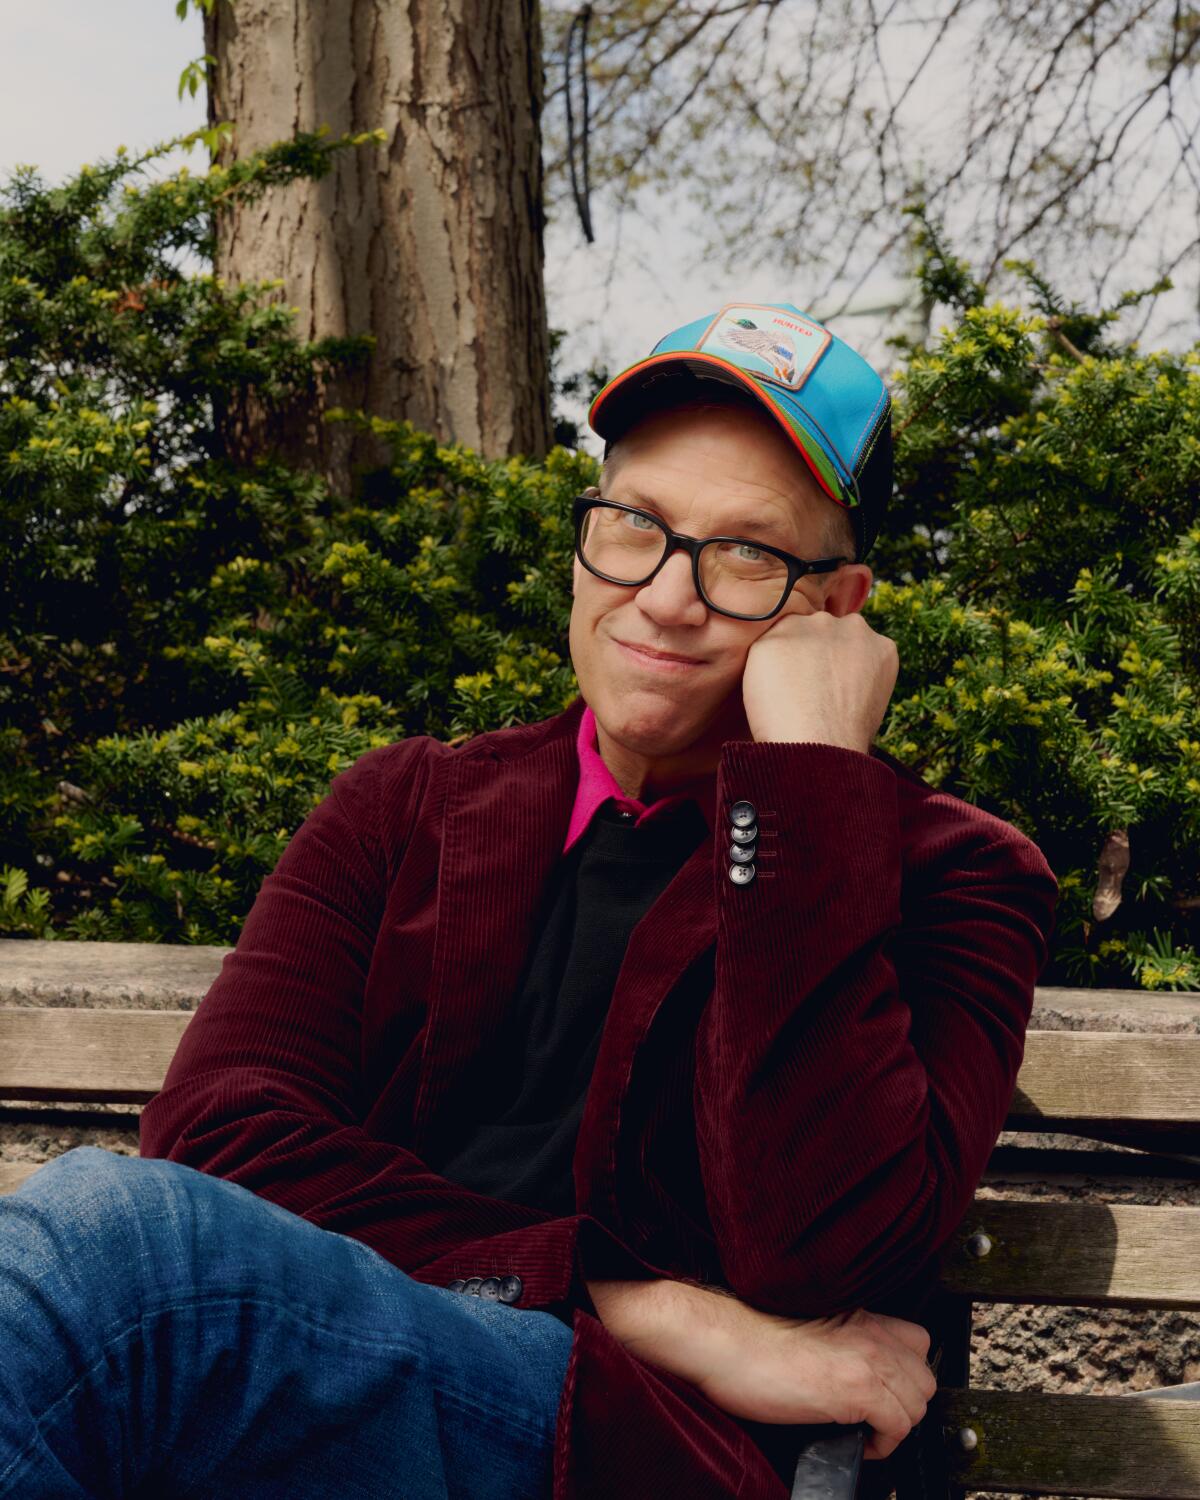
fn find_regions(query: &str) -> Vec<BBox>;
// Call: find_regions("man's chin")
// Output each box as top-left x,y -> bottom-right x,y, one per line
594,691 -> 723,757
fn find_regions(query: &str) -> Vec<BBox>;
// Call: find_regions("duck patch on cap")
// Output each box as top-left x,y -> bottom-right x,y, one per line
693,303 -> 832,394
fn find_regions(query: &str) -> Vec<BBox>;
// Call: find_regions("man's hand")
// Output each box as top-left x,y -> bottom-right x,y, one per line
586,1278 -> 935,1463
686,1296 -> 936,1462
741,608 -> 899,752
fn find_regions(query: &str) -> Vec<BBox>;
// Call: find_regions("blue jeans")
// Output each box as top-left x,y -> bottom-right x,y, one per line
0,1146 -> 574,1498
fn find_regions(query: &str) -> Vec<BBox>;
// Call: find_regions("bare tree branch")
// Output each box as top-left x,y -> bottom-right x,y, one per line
540,0 -> 1200,345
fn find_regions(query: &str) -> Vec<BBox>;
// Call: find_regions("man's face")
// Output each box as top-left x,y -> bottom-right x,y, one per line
569,401 -> 872,770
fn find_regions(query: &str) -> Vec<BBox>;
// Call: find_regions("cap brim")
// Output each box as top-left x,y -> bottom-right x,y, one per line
588,351 -> 851,509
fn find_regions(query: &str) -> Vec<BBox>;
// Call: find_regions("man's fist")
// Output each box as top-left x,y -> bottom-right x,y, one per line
689,1299 -> 936,1462
741,609 -> 899,754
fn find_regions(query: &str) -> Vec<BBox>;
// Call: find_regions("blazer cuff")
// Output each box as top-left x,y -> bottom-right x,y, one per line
407,1212 -> 680,1321
715,738 -> 899,904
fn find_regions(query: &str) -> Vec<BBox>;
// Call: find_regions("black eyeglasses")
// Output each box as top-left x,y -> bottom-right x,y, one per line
572,494 -> 851,622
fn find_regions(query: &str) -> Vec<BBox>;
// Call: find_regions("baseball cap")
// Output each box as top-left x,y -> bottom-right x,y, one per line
587,301 -> 893,562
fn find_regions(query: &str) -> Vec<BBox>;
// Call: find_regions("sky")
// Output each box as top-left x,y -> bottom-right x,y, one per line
2,2 -> 1193,459
3,5 -> 204,185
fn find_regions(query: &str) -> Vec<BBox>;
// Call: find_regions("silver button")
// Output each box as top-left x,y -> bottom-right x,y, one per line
447,1279 -> 467,1293
497,1274 -> 524,1303
730,800 -> 757,829
730,823 -> 757,844
479,1276 -> 503,1300
463,1277 -> 484,1296
729,841 -> 756,864
728,861 -> 756,885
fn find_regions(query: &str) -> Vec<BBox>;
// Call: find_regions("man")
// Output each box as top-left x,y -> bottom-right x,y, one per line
0,302 -> 1057,1499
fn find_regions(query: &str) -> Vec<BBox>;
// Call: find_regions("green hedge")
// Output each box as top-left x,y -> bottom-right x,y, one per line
2,146 -> 1197,992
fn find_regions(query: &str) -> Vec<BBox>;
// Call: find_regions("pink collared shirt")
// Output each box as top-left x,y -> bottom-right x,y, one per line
563,704 -> 713,854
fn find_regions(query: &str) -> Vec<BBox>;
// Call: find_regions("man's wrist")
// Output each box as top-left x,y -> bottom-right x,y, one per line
747,720 -> 870,753
584,1276 -> 741,1386
584,1277 -> 673,1341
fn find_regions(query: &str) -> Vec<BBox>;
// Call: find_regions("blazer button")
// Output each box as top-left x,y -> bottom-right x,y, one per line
730,800 -> 757,829
447,1279 -> 467,1293
729,841 -> 756,864
463,1277 -> 484,1296
478,1276 -> 503,1300
728,861 -> 756,885
730,823 -> 757,844
498,1274 -> 524,1303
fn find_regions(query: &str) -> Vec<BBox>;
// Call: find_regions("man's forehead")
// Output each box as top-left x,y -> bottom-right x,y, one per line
606,475 -> 814,548
608,400 -> 820,490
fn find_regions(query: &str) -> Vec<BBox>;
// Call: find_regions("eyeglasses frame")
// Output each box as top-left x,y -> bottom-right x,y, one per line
572,494 -> 852,622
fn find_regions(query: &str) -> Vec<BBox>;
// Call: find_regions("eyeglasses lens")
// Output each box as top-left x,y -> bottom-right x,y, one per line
579,504 -> 788,618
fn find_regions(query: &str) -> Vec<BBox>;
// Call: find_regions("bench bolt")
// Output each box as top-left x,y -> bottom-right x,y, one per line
965,1232 -> 993,1258
957,1426 -> 979,1451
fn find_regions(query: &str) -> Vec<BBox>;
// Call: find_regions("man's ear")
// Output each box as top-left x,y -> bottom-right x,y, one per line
824,563 -> 873,616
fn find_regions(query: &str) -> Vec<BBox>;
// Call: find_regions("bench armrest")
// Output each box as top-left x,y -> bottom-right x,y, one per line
789,1422 -> 865,1499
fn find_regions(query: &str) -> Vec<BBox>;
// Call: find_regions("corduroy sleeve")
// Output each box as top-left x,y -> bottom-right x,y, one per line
693,739 -> 1059,1317
138,737 -> 674,1319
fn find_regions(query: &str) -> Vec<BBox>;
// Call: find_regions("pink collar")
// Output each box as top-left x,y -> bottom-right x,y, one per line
563,704 -> 712,854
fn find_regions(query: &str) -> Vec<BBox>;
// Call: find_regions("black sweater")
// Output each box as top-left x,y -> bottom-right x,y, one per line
432,796 -> 709,1215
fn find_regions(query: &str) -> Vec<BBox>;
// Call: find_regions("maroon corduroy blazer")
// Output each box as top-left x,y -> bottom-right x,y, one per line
138,694 -> 1059,1498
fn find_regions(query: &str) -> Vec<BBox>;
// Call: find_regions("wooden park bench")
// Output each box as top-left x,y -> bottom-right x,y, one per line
1,971 -> 1199,1498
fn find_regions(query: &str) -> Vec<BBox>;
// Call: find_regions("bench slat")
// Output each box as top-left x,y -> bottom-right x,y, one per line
4,1159 -> 1197,1315
4,1012 -> 1200,1123
933,1387 -> 1200,1497
0,1008 -> 189,1101
940,1200 -> 1200,1309
1014,1032 -> 1200,1127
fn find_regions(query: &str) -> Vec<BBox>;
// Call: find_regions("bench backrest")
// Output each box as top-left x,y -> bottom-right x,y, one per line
2,1002 -> 1199,1495
915,1028 -> 1200,1497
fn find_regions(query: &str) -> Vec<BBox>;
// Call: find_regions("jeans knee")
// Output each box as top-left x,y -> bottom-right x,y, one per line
20,1143 -> 140,1208
27,1144 -> 167,1220
12,1147 -> 220,1293
13,1148 -> 389,1335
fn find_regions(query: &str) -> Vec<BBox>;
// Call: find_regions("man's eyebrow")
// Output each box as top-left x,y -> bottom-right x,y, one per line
614,486 -> 798,548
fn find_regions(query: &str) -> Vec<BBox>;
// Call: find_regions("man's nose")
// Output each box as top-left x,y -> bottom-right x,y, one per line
633,549 -> 709,625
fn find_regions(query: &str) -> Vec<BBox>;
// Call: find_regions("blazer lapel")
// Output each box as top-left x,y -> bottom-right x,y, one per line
573,835 -> 716,1225
411,703 -> 581,1155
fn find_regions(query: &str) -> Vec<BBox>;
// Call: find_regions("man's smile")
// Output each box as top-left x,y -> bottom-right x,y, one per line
613,637 -> 708,671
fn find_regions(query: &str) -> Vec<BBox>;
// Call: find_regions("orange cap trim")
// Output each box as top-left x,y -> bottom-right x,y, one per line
588,350 -> 847,507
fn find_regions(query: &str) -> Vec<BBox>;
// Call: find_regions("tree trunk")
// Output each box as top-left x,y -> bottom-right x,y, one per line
205,0 -> 553,490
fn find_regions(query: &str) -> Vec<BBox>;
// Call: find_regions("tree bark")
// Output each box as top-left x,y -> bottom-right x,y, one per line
205,0 -> 553,489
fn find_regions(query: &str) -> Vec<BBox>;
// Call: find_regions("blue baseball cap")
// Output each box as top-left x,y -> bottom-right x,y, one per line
587,301 -> 893,562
